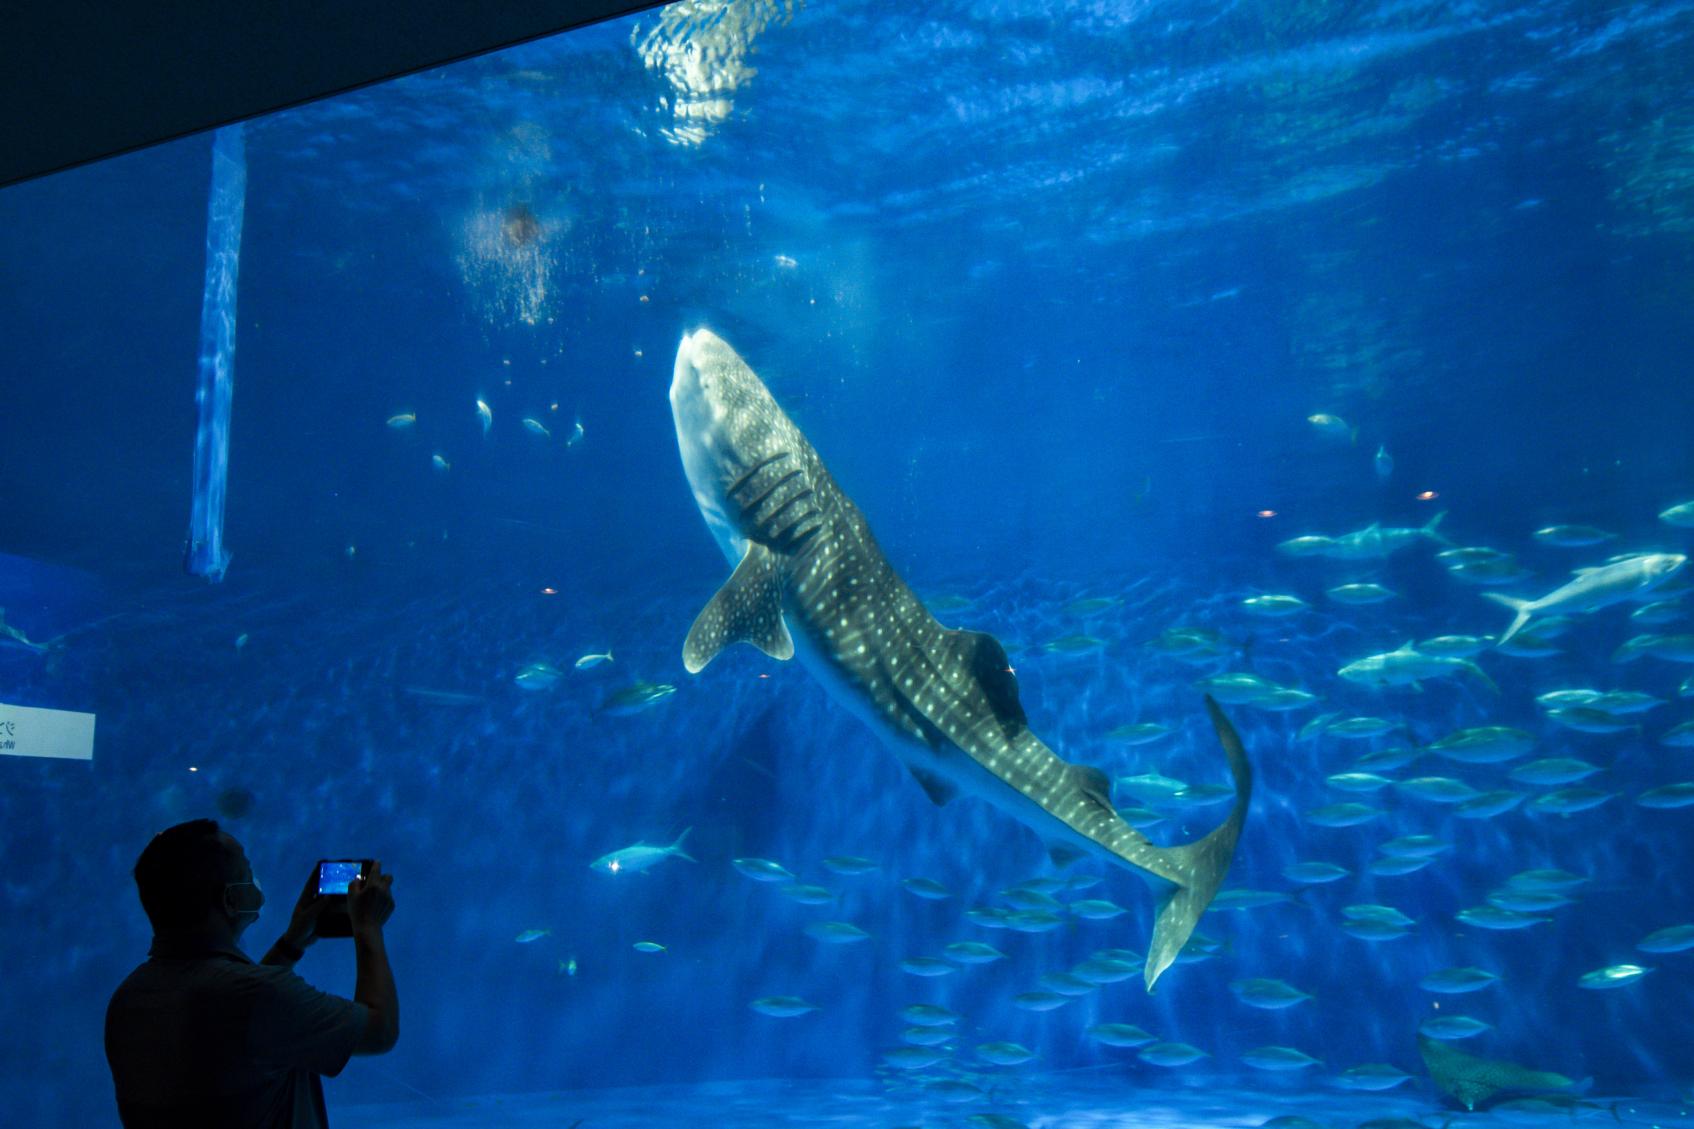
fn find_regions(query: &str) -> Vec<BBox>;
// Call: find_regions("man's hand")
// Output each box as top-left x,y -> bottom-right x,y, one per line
348,861 -> 395,937
283,865 -> 332,949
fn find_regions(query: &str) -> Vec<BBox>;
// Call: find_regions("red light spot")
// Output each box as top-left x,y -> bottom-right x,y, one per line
1257,510 -> 1277,519
1418,491 -> 1438,501
541,587 -> 557,595
758,673 -> 770,679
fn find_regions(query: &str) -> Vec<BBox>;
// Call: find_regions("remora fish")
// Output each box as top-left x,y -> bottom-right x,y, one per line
669,328 -> 1251,989
1484,553 -> 1687,646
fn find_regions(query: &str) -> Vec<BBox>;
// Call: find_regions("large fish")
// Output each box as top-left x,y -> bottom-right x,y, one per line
1318,513 -> 1449,560
1337,642 -> 1498,693
1485,553 -> 1687,646
669,328 -> 1251,988
1418,1034 -> 1588,1111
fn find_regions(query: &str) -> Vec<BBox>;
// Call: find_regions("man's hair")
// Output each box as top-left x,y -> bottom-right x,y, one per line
133,819 -> 240,931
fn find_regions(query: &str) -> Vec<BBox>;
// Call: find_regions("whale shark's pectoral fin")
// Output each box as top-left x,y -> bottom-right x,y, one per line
1142,695 -> 1254,991
683,542 -> 795,674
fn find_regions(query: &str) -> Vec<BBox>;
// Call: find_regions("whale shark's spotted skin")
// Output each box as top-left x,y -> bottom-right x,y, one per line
670,328 -> 1252,988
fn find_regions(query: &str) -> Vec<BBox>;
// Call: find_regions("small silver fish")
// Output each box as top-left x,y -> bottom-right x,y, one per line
1533,524 -> 1615,547
589,828 -> 695,875
1242,594 -> 1308,618
1577,963 -> 1650,989
804,920 -> 870,944
1230,978 -> 1313,1009
749,995 -> 817,1017
733,857 -> 796,883
1419,966 -> 1499,994
1308,413 -> 1356,443
1660,500 -> 1694,527
1283,861 -> 1350,884
1243,1045 -> 1321,1071
1419,1015 -> 1492,1040
1105,722 -> 1173,745
975,1042 -> 1035,1065
1637,924 -> 1694,953
1139,1041 -> 1209,1066
601,680 -> 677,715
515,661 -> 564,691
1087,1023 -> 1156,1047
1327,582 -> 1397,605
895,877 -> 950,902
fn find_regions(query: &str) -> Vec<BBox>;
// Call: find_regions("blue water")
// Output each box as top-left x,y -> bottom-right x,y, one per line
3,2 -> 1694,1126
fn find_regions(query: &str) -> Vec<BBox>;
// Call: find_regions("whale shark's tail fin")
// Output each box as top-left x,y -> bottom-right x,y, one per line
1142,696 -> 1253,990
1482,592 -> 1536,647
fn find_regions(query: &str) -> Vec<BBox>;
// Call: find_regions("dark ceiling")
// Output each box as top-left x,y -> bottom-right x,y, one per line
1,1 -> 661,189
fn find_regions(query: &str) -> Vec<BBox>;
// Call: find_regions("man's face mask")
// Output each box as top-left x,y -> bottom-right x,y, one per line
222,877 -> 264,929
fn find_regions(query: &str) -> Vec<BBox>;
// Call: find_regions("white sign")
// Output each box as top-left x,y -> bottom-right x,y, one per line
0,702 -> 96,761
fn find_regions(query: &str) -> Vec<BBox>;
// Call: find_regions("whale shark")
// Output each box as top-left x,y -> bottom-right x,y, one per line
668,328 -> 1252,989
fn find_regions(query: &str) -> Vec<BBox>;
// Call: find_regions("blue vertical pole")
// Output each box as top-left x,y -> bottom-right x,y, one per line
185,124 -> 246,581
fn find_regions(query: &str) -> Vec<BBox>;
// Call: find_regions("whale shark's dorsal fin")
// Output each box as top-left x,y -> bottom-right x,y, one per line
683,542 -> 795,673
945,628 -> 1026,734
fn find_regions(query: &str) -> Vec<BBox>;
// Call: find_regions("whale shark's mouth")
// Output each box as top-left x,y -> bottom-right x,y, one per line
670,329 -> 746,562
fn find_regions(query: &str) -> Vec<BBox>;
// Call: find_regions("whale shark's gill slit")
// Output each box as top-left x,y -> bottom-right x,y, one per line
725,451 -> 792,500
787,521 -> 823,550
739,467 -> 804,515
760,488 -> 818,542
748,478 -> 809,529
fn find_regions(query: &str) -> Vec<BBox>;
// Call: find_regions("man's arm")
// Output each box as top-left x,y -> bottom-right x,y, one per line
263,865 -> 330,967
347,862 -> 399,1055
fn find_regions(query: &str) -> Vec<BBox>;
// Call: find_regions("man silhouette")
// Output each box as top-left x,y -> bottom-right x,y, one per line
105,819 -> 398,1127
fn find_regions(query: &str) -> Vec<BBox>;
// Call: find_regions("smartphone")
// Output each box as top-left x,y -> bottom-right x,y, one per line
316,859 -> 365,896
314,859 -> 369,937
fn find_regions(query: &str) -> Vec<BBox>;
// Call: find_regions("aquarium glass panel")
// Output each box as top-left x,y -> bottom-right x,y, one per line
3,2 -> 1693,1126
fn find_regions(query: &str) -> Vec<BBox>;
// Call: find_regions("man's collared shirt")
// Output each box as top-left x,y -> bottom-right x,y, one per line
105,937 -> 367,1129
